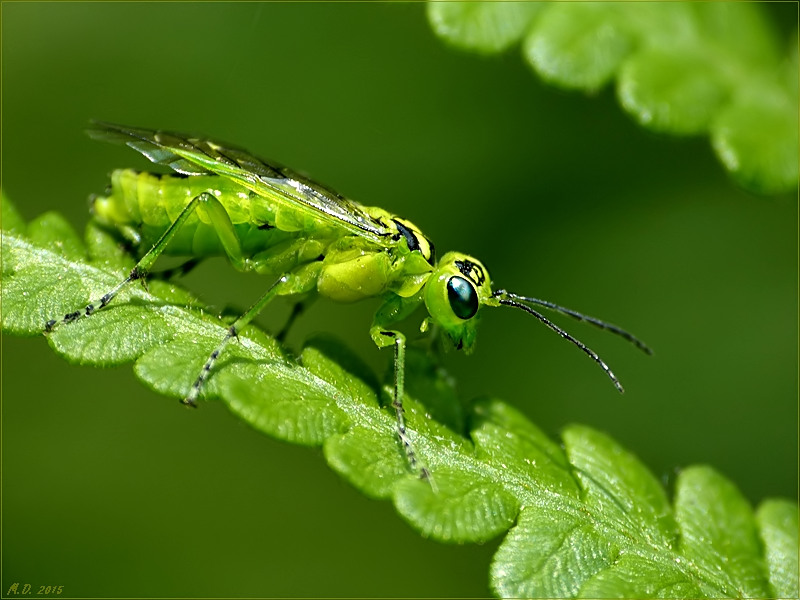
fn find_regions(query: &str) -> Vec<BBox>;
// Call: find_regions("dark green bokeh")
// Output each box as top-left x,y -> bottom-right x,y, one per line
2,3 -> 796,598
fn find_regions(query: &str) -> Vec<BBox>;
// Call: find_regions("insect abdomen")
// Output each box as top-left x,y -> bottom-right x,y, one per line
92,169 -> 307,261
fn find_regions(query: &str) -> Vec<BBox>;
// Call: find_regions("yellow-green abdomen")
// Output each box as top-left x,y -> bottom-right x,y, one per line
92,169 -> 320,262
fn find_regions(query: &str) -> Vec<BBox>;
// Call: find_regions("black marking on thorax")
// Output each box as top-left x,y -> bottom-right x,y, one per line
392,218 -> 435,266
426,239 -> 436,265
392,219 -> 420,252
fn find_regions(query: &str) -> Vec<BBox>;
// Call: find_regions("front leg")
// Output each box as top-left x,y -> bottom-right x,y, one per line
370,294 -> 433,484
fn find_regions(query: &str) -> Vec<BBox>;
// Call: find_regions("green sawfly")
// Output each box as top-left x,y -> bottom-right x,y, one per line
46,122 -> 652,480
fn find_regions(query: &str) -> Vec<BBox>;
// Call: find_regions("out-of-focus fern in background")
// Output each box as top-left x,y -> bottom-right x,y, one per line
428,2 -> 798,194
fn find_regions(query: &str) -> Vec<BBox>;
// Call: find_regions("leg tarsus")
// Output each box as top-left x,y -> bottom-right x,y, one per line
419,466 -> 438,493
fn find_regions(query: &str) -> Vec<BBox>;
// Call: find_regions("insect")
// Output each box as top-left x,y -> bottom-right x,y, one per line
46,122 -> 651,480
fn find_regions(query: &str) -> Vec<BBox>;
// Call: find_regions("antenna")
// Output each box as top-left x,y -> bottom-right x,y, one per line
492,290 -> 652,392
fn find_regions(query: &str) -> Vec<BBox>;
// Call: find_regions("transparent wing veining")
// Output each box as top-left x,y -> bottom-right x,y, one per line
87,121 -> 395,243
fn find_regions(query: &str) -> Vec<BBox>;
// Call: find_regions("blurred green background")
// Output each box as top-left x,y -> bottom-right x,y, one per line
2,3 -> 797,598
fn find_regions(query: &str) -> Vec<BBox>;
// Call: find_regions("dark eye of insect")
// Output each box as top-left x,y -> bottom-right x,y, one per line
447,276 -> 479,320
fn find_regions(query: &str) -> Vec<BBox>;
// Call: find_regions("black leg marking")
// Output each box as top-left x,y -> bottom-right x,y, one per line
43,267 -> 146,333
63,311 -> 82,324
183,331 -> 236,408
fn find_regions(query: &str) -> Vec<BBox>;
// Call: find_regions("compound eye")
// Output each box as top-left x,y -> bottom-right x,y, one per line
447,276 -> 479,320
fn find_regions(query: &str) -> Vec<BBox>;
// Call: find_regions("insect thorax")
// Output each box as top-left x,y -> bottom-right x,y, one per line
315,209 -> 436,303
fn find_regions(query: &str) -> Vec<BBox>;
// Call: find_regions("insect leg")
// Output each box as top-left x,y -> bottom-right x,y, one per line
150,257 -> 203,281
184,262 -> 321,407
370,294 -> 435,486
381,331 -> 423,472
184,274 -> 285,407
275,296 -> 317,344
44,191 -> 243,332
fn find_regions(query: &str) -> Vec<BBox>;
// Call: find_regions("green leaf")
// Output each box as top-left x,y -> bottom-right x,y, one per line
325,427 -> 408,499
1,190 -> 26,235
523,3 -> 633,92
674,466 -> 770,597
427,2 -> 543,54
756,498 -> 800,598
3,195 -> 798,598
224,359 -> 352,446
394,469 -> 519,543
618,49 -> 728,135
28,211 -> 87,262
711,79 -> 799,195
85,220 -> 136,271
492,505 -> 618,598
428,2 -> 799,194
564,425 -> 677,546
